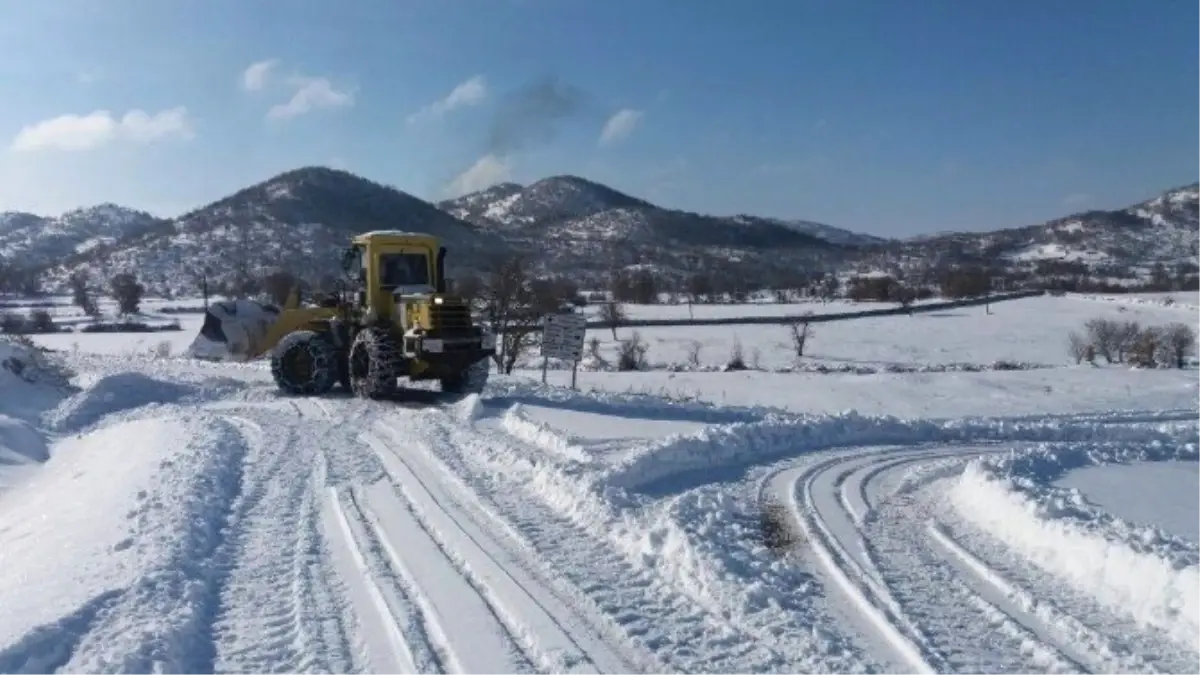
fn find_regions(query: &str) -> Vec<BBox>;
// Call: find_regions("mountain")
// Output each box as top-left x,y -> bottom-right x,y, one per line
440,176 -> 655,229
41,167 -> 507,296
851,183 -> 1200,285
437,175 -> 846,282
0,204 -> 167,270
7,166 -> 1195,299
767,218 -> 890,247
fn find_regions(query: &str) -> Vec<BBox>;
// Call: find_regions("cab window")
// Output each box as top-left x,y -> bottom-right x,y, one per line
380,253 -> 430,288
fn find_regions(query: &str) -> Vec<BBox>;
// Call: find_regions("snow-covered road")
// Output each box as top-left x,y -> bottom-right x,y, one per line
765,443 -> 1194,674
1,336 -> 1196,673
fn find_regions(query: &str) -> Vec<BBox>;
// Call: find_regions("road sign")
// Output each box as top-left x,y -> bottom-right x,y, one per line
541,312 -> 587,361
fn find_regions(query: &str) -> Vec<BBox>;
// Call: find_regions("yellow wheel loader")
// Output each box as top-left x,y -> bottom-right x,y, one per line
189,231 -> 497,399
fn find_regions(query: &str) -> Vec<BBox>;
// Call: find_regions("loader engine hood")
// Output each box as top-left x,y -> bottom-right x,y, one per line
188,299 -> 282,362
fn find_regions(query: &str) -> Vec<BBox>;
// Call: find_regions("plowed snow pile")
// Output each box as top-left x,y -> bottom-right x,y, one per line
948,442 -> 1200,650
0,412 -> 248,673
0,337 -> 72,468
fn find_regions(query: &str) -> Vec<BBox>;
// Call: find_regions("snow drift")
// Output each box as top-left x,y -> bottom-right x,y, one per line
0,412 -> 249,673
0,337 -> 73,466
948,444 -> 1200,652
604,409 -> 1198,493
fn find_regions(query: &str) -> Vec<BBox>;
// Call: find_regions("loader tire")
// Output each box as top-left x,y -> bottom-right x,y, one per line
270,330 -> 338,396
440,356 -> 490,395
349,327 -> 399,399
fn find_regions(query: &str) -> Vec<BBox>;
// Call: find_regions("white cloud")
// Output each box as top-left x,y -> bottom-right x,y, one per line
241,58 -> 280,91
445,153 -> 510,197
598,108 -> 643,146
407,75 -> 487,124
267,76 -> 355,120
9,107 -> 195,152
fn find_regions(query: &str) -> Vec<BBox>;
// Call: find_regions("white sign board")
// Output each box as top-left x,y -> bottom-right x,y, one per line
541,312 -> 587,361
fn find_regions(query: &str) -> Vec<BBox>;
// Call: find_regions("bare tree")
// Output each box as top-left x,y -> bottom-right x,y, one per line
453,273 -> 484,304
789,312 -> 814,358
27,309 -> 55,334
109,272 -> 145,315
1162,322 -> 1197,369
600,301 -> 626,340
1084,318 -> 1121,363
1067,330 -> 1091,364
726,336 -> 747,370
1129,326 -> 1161,368
475,254 -> 540,375
1112,320 -> 1143,363
262,269 -> 298,307
69,270 -> 99,317
893,284 -> 917,315
616,332 -> 648,371
820,274 -> 840,304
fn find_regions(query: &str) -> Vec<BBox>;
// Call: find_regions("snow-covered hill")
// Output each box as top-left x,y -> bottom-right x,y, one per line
760,217 -> 890,247
39,168 -> 508,296
851,183 -> 1200,286
437,175 -> 845,282
3,168 -> 1196,297
438,176 -> 655,229
0,205 -> 167,271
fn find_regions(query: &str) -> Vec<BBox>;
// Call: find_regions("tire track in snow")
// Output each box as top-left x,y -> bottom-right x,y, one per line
425,410 -> 859,674
206,410 -> 357,674
939,509 -> 1198,674
768,443 -> 1182,673
926,523 -> 1161,674
364,424 -> 637,674
322,485 -> 445,673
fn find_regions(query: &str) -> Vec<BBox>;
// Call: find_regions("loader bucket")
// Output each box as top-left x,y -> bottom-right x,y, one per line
187,299 -> 282,362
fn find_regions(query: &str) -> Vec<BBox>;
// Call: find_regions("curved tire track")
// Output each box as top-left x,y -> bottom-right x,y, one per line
765,443 -> 1178,674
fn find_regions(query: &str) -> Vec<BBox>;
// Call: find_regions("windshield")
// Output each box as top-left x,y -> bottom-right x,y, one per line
380,252 -> 430,288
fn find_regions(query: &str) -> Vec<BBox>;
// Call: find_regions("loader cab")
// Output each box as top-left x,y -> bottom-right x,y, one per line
346,231 -> 448,318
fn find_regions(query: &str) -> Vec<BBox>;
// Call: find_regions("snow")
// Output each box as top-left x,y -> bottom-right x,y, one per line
1056,462 -> 1198,543
0,291 -> 1196,673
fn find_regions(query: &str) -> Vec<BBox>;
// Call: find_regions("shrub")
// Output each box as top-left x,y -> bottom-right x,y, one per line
725,337 -> 747,371
616,332 -> 648,371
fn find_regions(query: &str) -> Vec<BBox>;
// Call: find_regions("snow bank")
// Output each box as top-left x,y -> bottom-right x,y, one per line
499,403 -> 592,464
0,336 -> 73,390
486,377 -> 764,425
0,412 -> 249,673
949,457 -> 1199,651
0,416 -> 47,464
44,371 -> 248,434
0,337 -> 73,467
459,422 -> 869,672
604,410 -> 1198,493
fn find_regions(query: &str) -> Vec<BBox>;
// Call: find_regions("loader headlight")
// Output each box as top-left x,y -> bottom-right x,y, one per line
433,297 -> 444,305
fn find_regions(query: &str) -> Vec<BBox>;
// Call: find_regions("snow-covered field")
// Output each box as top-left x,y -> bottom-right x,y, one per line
0,291 -> 1196,673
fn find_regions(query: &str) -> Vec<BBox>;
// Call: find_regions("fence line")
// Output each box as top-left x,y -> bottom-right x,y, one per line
501,289 -> 1045,333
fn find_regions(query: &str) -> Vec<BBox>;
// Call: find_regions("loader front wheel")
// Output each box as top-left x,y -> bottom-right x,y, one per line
349,328 -> 399,399
440,356 -> 490,396
270,330 -> 338,396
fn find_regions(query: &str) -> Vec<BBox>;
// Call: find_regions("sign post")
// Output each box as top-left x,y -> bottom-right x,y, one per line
540,312 -> 588,390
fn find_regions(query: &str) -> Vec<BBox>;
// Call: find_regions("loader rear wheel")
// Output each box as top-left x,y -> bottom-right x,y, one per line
349,327 -> 399,399
270,330 -> 337,396
440,356 -> 490,395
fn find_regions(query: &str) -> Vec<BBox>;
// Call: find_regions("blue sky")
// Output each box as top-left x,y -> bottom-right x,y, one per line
0,0 -> 1195,237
